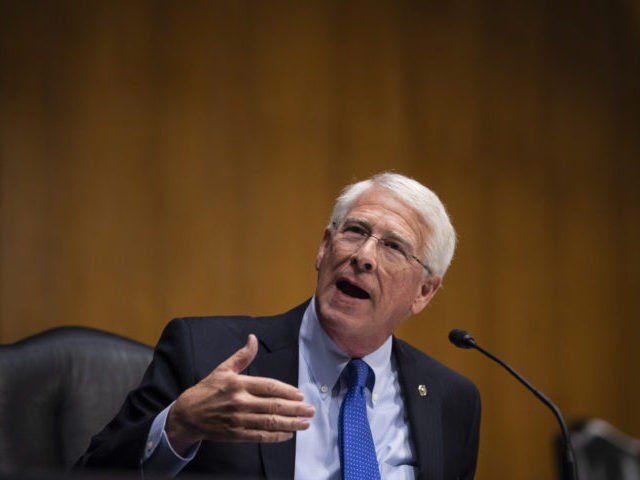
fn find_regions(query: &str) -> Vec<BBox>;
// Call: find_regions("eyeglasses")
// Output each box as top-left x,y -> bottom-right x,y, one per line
332,221 -> 432,274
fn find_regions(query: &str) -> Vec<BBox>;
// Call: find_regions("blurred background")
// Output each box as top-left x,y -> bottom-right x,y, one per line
1,1 -> 639,478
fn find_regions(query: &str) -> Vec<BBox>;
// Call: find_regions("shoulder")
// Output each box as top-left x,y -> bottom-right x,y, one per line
165,300 -> 309,342
156,300 -> 309,375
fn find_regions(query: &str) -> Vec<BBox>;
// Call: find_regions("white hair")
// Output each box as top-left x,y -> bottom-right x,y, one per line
328,172 -> 457,276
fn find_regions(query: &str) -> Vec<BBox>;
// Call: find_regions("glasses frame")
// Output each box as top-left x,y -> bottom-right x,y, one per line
332,221 -> 433,275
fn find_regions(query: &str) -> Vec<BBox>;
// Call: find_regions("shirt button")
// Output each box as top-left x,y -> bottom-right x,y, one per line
372,393 -> 379,402
146,440 -> 154,453
320,384 -> 329,393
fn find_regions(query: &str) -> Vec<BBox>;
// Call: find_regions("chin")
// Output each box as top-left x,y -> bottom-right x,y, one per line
318,304 -> 368,336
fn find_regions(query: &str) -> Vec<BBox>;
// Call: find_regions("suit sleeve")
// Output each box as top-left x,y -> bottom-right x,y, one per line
74,319 -> 198,470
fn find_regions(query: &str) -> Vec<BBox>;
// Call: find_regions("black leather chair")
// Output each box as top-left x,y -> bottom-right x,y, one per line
0,326 -> 153,476
561,418 -> 640,480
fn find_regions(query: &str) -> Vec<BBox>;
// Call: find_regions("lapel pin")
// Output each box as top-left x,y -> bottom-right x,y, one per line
418,384 -> 428,397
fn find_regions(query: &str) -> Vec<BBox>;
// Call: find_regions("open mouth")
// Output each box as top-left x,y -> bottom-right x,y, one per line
336,280 -> 370,299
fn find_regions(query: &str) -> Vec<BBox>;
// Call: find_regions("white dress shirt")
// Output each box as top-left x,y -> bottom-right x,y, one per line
295,297 -> 416,479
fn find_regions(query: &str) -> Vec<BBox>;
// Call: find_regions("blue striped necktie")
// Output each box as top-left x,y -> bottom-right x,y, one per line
338,359 -> 380,480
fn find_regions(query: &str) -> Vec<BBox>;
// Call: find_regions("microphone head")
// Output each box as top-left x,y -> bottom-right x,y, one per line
449,329 -> 476,349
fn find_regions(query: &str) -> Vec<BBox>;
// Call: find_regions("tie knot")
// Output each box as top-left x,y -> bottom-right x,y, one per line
345,359 -> 371,389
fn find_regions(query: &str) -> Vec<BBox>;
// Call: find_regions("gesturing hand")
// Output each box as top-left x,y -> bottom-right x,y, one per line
165,334 -> 315,456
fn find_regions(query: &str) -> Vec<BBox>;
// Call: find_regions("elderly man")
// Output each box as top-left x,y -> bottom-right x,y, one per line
76,172 -> 481,479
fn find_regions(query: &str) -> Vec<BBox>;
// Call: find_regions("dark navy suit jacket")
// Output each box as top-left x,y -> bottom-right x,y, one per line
76,301 -> 481,479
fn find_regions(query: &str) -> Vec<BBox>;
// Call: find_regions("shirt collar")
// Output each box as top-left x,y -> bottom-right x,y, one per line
300,296 -> 393,395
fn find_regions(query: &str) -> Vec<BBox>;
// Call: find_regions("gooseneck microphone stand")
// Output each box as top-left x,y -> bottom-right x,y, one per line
449,329 -> 578,480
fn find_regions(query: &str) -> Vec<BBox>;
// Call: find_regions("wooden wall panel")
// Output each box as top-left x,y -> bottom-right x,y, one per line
1,1 -> 638,478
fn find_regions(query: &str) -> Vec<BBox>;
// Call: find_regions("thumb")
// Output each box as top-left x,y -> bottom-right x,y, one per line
217,334 -> 259,374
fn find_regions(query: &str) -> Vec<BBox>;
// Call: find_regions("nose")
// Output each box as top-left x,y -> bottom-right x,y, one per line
350,236 -> 378,272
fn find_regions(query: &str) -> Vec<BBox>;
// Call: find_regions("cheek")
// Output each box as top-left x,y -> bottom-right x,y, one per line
317,249 -> 342,287
321,246 -> 352,271
384,274 -> 422,305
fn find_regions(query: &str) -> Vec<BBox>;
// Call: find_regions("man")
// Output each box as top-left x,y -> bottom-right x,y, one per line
76,172 -> 481,479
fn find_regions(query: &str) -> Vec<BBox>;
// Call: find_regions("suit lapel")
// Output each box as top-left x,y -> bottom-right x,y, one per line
394,339 -> 444,480
248,302 -> 307,479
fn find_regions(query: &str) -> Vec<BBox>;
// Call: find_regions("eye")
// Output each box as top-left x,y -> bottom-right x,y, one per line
383,240 -> 406,256
383,240 -> 403,252
344,225 -> 368,237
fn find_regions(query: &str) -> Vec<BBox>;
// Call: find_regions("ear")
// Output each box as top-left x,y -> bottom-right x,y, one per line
410,274 -> 442,315
315,229 -> 332,271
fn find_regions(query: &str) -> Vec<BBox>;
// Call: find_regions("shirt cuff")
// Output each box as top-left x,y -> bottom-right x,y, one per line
142,402 -> 201,476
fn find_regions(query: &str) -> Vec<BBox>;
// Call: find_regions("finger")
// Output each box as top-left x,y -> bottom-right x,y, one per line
234,412 -> 312,433
219,428 -> 295,444
216,334 -> 259,375
244,376 -> 306,401
236,396 -> 315,418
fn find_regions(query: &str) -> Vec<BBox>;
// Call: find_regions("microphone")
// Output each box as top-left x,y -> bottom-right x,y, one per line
449,329 -> 578,480
448,328 -> 476,348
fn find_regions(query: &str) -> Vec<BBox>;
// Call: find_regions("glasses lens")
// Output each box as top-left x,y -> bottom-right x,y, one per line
379,241 -> 409,264
335,227 -> 411,267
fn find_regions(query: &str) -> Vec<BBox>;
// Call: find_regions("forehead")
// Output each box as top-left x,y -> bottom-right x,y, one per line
345,186 -> 428,245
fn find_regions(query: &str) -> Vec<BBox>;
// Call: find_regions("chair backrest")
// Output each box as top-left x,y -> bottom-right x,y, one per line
0,326 -> 153,475
565,418 -> 640,480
